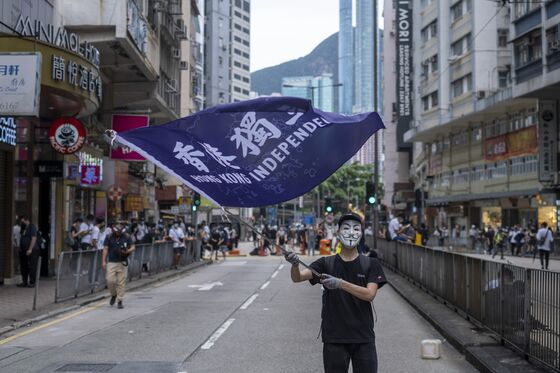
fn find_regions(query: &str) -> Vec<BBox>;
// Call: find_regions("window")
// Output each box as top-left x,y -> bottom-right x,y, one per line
421,54 -> 438,77
234,61 -> 241,68
498,29 -> 509,48
234,23 -> 242,31
421,0 -> 434,8
451,0 -> 472,23
234,86 -> 241,93
498,66 -> 511,88
243,27 -> 250,35
234,73 -> 241,80
234,11 -> 242,18
451,74 -> 472,98
452,131 -> 468,146
242,52 -> 249,59
242,77 -> 250,83
243,15 -> 250,22
242,40 -> 250,47
514,31 -> 542,67
234,0 -> 241,7
234,36 -> 242,43
453,169 -> 469,184
546,25 -> 560,55
421,21 -> 438,43
451,34 -> 471,57
242,89 -> 250,95
243,1 -> 250,12
234,48 -> 242,55
511,155 -> 537,175
422,91 -> 438,111
514,0 -> 541,19
242,64 -> 250,71
471,127 -> 482,142
471,165 -> 485,181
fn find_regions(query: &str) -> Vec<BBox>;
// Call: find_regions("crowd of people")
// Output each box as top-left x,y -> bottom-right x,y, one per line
385,214 -> 555,270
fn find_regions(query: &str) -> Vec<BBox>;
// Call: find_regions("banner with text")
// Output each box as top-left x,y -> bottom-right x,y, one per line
396,0 -> 413,152
0,53 -> 41,116
116,97 -> 384,207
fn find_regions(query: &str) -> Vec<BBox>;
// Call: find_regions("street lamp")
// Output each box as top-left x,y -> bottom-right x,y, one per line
282,83 -> 343,107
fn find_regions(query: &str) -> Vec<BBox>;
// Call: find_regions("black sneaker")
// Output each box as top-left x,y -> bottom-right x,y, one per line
117,301 -> 123,309
109,295 -> 116,306
16,283 -> 28,288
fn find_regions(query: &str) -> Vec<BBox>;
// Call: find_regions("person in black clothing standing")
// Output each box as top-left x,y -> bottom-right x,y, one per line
17,216 -> 40,287
102,222 -> 135,309
285,212 -> 387,373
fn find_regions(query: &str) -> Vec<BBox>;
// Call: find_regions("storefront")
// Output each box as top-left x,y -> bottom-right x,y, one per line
0,34 -> 101,281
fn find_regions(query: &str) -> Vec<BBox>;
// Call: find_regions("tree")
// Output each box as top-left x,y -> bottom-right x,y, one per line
312,162 -> 379,213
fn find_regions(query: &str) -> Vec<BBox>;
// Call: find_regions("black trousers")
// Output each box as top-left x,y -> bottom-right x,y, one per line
539,250 -> 550,269
323,342 -> 377,373
19,249 -> 39,285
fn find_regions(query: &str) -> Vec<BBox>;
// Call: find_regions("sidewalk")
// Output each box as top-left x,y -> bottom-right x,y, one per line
0,259 -> 210,334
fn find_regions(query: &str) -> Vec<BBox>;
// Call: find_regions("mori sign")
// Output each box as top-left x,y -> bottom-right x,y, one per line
0,53 -> 41,116
48,117 -> 86,154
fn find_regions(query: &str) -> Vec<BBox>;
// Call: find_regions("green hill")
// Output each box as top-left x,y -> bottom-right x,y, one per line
250,32 -> 339,96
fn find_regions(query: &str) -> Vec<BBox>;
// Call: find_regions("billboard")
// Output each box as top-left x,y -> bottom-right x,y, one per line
539,100 -> 558,183
110,114 -> 149,160
0,53 -> 41,116
396,0 -> 413,151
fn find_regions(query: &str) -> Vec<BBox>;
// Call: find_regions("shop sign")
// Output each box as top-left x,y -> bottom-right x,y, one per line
80,165 -> 100,185
110,114 -> 149,160
506,126 -> 537,157
395,0 -> 413,152
429,153 -> 443,175
77,151 -> 104,185
51,54 -> 102,101
14,15 -> 100,67
484,135 -> 507,161
0,53 -> 41,116
127,0 -> 148,56
0,117 -> 16,146
34,160 -> 63,178
125,194 -> 144,212
538,100 -> 558,183
48,117 -> 86,154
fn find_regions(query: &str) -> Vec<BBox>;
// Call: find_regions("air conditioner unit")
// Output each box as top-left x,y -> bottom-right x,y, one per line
476,91 -> 486,100
176,18 -> 184,30
221,45 -> 227,52
177,24 -> 188,40
172,47 -> 181,59
180,60 -> 189,70
430,55 -> 437,63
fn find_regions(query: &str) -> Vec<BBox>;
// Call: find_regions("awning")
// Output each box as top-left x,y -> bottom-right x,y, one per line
426,188 -> 540,206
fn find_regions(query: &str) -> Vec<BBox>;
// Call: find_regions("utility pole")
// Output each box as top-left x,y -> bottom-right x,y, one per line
373,0 -> 379,252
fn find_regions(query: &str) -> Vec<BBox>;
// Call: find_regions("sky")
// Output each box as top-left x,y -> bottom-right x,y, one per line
250,0 -> 339,72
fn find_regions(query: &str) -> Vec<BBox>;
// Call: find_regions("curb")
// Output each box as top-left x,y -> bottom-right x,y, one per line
0,260 -> 211,338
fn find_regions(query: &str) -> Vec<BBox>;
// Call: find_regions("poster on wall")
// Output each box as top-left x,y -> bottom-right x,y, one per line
110,114 -> 149,160
0,53 -> 41,116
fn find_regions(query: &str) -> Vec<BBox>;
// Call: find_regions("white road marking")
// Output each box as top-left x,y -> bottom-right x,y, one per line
271,270 -> 279,278
240,294 -> 259,310
260,281 -> 270,290
188,281 -> 223,291
200,318 -> 235,350
279,264 -> 285,270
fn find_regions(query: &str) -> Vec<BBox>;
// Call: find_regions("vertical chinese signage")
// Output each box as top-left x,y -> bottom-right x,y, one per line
0,53 -> 41,116
396,0 -> 413,151
111,114 -> 149,160
538,100 -> 558,183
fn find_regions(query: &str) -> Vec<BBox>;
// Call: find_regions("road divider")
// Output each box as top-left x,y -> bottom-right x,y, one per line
200,318 -> 235,350
240,294 -> 259,310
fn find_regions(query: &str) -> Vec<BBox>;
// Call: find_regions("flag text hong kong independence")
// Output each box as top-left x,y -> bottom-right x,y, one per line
116,97 -> 384,208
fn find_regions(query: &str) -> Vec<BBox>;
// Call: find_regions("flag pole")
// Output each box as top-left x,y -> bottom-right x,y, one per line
221,207 -> 321,277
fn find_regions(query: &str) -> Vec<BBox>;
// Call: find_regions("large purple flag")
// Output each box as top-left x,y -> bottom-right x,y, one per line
115,96 -> 384,207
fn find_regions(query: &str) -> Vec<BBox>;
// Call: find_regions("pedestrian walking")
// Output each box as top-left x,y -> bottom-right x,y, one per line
17,216 -> 40,287
169,220 -> 186,269
102,222 -> 135,309
210,226 -> 226,260
493,228 -> 506,260
536,222 -> 554,270
284,212 -> 387,373
469,225 -> 478,251
12,216 -> 21,272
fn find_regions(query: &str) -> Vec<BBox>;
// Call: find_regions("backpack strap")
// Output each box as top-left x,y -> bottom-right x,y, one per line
325,254 -> 336,275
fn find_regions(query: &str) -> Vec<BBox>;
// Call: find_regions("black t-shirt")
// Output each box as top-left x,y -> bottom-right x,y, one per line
20,223 -> 38,251
309,255 -> 387,343
210,230 -> 222,247
103,234 -> 132,262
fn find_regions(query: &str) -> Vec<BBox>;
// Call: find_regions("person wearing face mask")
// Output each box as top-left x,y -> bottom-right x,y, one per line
102,222 -> 135,309
169,220 -> 186,269
284,212 -> 387,373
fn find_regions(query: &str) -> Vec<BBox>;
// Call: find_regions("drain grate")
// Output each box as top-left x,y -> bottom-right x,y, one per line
55,363 -> 117,372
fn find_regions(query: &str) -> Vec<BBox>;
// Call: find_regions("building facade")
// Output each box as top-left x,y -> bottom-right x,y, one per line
204,0 -> 251,107
404,0 -> 560,232
0,0 -> 195,283
338,0 -> 354,115
281,74 -> 336,112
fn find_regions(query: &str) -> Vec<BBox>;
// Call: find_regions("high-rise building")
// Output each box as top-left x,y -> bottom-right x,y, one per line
204,0 -> 251,107
338,0 -> 354,115
180,0 -> 205,115
281,74 -> 336,112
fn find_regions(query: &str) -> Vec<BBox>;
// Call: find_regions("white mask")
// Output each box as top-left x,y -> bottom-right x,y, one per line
337,220 -> 362,248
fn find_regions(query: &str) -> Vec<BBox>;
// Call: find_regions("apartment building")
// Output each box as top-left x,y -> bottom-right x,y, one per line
204,0 -> 251,107
403,0 -> 558,230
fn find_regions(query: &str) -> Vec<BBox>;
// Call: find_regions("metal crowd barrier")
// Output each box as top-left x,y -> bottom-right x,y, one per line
55,240 -> 200,303
375,239 -> 560,372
